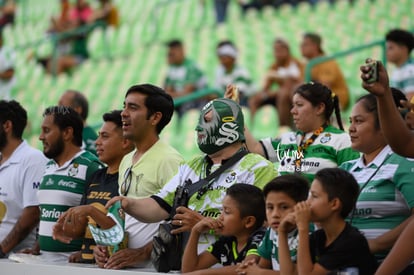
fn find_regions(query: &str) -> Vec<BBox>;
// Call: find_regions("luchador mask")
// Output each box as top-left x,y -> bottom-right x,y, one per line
195,98 -> 245,154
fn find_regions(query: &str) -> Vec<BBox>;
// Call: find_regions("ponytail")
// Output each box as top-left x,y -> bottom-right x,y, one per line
332,94 -> 344,130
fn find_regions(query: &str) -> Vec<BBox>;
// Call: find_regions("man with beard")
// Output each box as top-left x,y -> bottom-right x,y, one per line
52,110 -> 134,263
23,106 -> 102,262
0,100 -> 47,258
105,98 -> 277,264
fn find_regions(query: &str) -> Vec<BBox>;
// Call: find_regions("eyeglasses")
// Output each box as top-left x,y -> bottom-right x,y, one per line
120,166 -> 132,196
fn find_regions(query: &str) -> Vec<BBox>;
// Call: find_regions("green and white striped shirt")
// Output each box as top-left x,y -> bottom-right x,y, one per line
260,125 -> 360,182
341,146 -> 414,259
38,151 -> 102,252
390,58 -> 414,96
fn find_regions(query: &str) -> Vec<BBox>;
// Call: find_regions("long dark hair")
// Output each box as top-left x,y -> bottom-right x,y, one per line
295,82 -> 343,130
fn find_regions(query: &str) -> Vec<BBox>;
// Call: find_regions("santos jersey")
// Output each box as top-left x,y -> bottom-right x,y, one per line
260,125 -> 359,182
38,150 -> 102,252
341,146 -> 414,259
258,227 -> 299,271
152,152 -> 277,252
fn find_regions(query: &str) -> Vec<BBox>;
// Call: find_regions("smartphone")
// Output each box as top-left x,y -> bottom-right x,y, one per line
365,60 -> 379,84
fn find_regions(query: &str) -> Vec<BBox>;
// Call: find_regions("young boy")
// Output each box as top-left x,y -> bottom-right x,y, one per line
181,183 -> 266,274
236,174 -> 310,275
279,168 -> 377,275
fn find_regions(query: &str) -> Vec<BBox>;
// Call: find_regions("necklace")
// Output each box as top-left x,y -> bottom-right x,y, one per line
294,124 -> 328,173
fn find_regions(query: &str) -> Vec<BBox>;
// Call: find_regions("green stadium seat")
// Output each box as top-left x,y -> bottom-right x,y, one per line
251,105 -> 279,140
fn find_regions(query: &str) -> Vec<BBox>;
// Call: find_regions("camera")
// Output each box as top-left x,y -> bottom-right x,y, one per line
365,60 -> 379,84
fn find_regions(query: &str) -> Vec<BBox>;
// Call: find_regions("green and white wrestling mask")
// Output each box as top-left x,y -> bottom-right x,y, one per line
196,98 -> 245,155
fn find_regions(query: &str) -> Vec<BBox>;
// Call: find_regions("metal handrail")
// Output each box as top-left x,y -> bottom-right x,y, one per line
304,39 -> 387,82
173,87 -> 223,107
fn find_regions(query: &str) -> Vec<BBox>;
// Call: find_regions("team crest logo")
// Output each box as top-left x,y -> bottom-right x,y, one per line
68,163 -> 79,177
215,122 -> 240,146
225,171 -> 236,183
320,133 -> 332,144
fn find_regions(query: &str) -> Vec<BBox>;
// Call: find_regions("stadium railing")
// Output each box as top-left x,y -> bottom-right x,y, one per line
173,87 -> 223,107
304,39 -> 387,84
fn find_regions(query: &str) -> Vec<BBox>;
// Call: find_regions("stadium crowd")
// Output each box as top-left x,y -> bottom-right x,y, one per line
1,1 -> 414,275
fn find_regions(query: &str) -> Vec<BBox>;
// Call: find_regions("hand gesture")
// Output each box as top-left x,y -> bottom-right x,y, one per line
68,251 -> 82,263
224,84 -> 240,103
235,259 -> 260,275
191,217 -> 223,234
102,247 -> 150,269
105,196 -> 126,209
278,212 -> 297,234
360,58 -> 390,97
18,241 -> 40,255
294,201 -> 311,231
170,206 -> 205,234
93,245 -> 109,268
52,211 -> 73,244
53,206 -> 91,243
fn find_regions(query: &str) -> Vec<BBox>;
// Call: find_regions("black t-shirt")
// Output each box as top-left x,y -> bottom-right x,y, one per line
207,227 -> 265,266
80,168 -> 119,263
310,223 -> 377,275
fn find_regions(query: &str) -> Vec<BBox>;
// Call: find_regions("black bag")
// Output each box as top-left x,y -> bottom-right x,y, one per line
151,184 -> 189,273
152,223 -> 183,272
151,149 -> 248,273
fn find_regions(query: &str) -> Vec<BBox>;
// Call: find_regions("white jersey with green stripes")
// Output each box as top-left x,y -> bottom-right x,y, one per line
154,152 -> 277,252
390,58 -> 414,96
38,151 -> 102,252
341,146 -> 414,245
260,125 -> 360,182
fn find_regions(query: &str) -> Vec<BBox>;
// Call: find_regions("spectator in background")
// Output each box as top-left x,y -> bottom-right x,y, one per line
52,110 -> 134,263
58,90 -> 98,156
212,0 -> 230,25
164,39 -> 209,117
49,0 -> 72,33
0,100 -> 48,258
22,106 -> 102,262
300,32 -> 350,110
0,32 -> 15,100
215,40 -> 255,107
46,0 -> 72,58
89,0 -> 119,28
0,0 -> 15,31
40,0 -> 92,75
385,29 -> 414,100
249,38 -> 304,129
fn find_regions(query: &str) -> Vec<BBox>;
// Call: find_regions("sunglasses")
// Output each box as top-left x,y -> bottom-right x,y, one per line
120,166 -> 132,196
